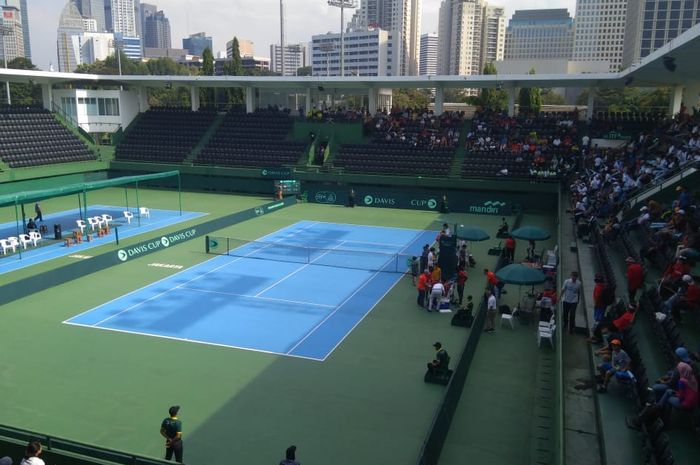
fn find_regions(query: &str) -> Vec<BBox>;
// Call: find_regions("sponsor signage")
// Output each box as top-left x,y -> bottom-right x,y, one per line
260,168 -> 293,179
305,187 -> 512,215
117,229 -> 197,262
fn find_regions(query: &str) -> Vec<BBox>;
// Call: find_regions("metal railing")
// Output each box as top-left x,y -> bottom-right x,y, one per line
625,160 -> 699,213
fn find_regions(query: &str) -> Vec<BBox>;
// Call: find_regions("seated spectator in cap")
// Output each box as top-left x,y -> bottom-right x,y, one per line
596,339 -> 633,393
650,347 -> 692,402
663,275 -> 700,322
26,218 -> 37,232
20,441 -> 44,465
279,445 -> 300,465
427,342 -> 450,376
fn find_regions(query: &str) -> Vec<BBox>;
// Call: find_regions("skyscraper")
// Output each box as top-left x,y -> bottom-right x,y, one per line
348,0 -> 421,75
227,38 -> 254,58
0,4 -> 24,62
504,9 -> 573,61
76,0 -> 106,32
3,0 -> 31,59
183,32 -> 212,56
437,0 -> 505,76
622,0 -> 700,69
572,0 -> 627,72
110,0 -> 137,37
57,0 -> 85,72
270,43 -> 307,76
143,9 -> 170,49
419,32 -> 438,75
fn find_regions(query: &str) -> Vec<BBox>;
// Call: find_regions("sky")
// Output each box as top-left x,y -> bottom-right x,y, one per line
29,0 -> 577,70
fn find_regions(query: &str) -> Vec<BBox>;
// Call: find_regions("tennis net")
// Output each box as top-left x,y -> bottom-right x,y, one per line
205,235 -> 415,273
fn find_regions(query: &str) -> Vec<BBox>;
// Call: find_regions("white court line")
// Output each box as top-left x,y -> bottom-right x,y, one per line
253,240 -> 347,297
180,286 -> 336,309
89,222 -> 319,327
64,321 -> 324,362
308,219 -> 435,232
320,229 -> 435,361
63,220 -> 315,325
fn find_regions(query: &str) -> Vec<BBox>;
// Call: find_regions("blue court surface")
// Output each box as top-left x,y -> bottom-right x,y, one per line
65,221 -> 436,361
0,205 -> 206,275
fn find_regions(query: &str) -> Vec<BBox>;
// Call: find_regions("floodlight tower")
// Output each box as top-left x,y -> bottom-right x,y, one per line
280,0 -> 286,76
327,0 -> 357,77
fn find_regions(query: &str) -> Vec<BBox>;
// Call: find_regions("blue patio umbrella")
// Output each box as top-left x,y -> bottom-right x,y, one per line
510,226 -> 551,241
457,225 -> 490,242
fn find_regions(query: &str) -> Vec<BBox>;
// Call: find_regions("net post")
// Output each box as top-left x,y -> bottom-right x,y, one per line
205,235 -> 210,254
227,238 -> 230,256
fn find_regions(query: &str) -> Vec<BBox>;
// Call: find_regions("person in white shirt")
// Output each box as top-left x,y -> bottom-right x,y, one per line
427,247 -> 436,269
485,290 -> 498,333
20,441 -> 45,465
429,281 -> 445,311
561,271 -> 582,334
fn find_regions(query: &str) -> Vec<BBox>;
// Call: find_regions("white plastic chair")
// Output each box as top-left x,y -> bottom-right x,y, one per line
94,216 -> 105,229
139,207 -> 150,219
8,237 -> 19,249
76,220 -> 86,234
537,321 -> 556,348
29,231 -> 41,246
87,217 -> 99,231
0,238 -> 16,254
102,214 -> 113,226
500,307 -> 519,330
123,211 -> 134,224
18,234 -> 33,249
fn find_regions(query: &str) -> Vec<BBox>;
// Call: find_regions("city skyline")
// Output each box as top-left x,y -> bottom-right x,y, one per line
30,0 -> 575,71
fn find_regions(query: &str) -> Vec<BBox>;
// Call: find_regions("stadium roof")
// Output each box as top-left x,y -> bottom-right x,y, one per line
1,24 -> 699,90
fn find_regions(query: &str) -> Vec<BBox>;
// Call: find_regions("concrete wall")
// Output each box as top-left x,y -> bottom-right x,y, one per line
52,89 -> 141,134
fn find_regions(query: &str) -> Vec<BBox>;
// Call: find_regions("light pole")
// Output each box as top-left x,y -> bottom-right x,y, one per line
1,25 -> 13,105
327,0 -> 357,77
280,0 -> 285,76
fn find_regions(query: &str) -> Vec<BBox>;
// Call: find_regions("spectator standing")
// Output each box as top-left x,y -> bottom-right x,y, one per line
504,236 -> 516,263
484,268 -> 503,298
592,274 -> 607,325
456,268 -> 468,304
160,406 -> 183,463
625,257 -> 644,301
561,271 -> 582,334
279,445 -> 301,465
20,441 -> 44,465
417,270 -> 430,308
485,290 -> 497,333
420,244 -> 429,274
33,203 -> 43,222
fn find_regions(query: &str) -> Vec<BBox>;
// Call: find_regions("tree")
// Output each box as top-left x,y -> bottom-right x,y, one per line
296,66 -> 312,76
199,47 -> 215,107
391,89 -> 430,110
478,62 -> 508,110
540,89 -> 566,106
518,68 -> 541,114
576,87 -> 671,113
75,51 -> 149,75
7,58 -> 42,105
223,38 -> 244,106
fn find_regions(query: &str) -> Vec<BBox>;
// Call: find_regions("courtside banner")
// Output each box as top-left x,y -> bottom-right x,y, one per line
0,197 -> 297,306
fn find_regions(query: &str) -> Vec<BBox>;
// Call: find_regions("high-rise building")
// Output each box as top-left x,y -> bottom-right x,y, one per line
183,32 -> 212,56
348,0 -> 421,76
143,9 -> 170,49
57,0 -> 85,72
419,32 -> 438,75
76,0 -> 106,32
83,17 -> 98,32
572,0 -> 627,72
0,5 -> 24,62
138,2 -> 156,42
227,38 -> 254,58
504,9 -> 573,61
270,43 -> 307,75
110,0 -> 137,37
622,0 -> 700,69
438,0 -> 505,76
311,28 -> 393,76
4,0 -> 31,59
114,32 -> 141,59
81,31 -> 115,64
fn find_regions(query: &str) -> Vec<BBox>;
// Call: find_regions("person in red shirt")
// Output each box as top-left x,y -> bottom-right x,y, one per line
504,236 -> 516,263
625,257 -> 644,301
417,271 -> 430,308
484,268 -> 503,298
592,274 -> 607,323
682,277 -> 700,309
456,268 -> 468,304
590,303 -> 637,342
662,256 -> 691,289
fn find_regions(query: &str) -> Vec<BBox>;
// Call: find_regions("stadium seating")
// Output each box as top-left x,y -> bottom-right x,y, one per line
197,110 -> 305,167
0,106 -> 97,168
334,143 -> 455,176
116,107 -> 216,163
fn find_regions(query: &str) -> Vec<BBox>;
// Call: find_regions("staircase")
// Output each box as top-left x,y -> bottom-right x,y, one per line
185,113 -> 226,164
448,119 -> 472,178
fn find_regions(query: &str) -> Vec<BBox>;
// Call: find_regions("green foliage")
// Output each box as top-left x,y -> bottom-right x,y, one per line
391,89 -> 430,110
75,52 -> 149,75
518,68 -> 541,114
199,48 -> 215,107
296,66 -> 312,76
7,58 -> 41,105
223,38 -> 244,105
576,87 -> 670,113
146,58 -> 192,76
540,89 -> 566,105
477,62 -> 508,110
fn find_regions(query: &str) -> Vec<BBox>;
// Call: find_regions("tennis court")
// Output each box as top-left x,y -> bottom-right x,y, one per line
0,205 -> 206,274
65,220 -> 436,361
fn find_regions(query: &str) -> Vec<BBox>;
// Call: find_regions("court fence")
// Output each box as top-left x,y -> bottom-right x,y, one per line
205,235 -> 416,274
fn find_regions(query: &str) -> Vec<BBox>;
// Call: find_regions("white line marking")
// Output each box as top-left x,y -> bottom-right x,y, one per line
63,220 -> 313,324
254,240 -> 347,297
308,219 -> 434,232
180,286 -> 336,308
63,321 -> 324,362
